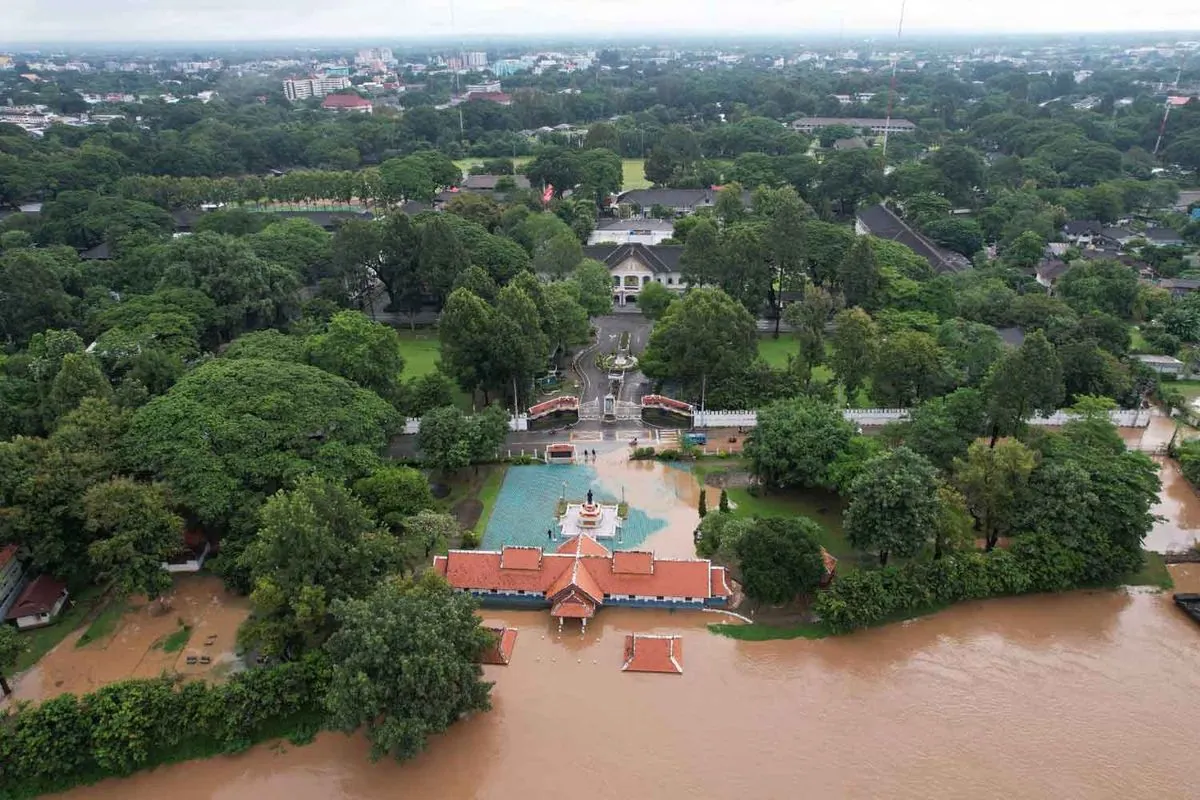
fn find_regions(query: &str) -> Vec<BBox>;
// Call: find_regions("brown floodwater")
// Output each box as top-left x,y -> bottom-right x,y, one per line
2,575 -> 249,707
51,569 -> 1200,800
37,442 -> 1200,800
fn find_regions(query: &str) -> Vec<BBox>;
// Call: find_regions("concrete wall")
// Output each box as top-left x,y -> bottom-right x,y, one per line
693,408 -> 1150,430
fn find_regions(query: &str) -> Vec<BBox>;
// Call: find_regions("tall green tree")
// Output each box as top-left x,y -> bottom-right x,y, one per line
679,218 -> 721,287
830,308 -> 878,396
324,573 -> 493,762
84,479 -> 182,599
640,288 -> 757,398
570,260 -> 614,317
735,517 -> 829,604
871,330 -> 948,407
845,447 -> 942,566
837,237 -> 882,310
418,216 -> 470,308
353,466 -> 435,530
307,311 -> 406,404
744,397 -> 854,489
238,476 -> 404,656
984,330 -> 1064,439
953,438 -> 1036,551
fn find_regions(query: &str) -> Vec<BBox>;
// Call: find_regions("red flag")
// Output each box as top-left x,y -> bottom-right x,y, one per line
542,184 -> 554,205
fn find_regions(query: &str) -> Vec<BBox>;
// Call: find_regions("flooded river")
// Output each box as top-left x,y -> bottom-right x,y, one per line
38,424 -> 1200,800
52,566 -> 1200,800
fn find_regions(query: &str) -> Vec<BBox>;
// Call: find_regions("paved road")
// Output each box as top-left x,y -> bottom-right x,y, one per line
579,314 -> 654,404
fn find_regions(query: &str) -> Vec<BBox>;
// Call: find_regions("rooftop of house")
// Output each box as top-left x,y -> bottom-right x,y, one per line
321,93 -> 372,109
5,574 -> 67,621
856,203 -> 971,274
622,634 -> 684,674
1143,228 -> 1183,243
790,117 -> 915,129
594,218 -> 676,232
581,242 -> 684,275
79,242 -> 112,260
1160,278 -> 1200,291
459,174 -> 531,191
480,626 -> 518,665
1036,258 -> 1071,282
1133,354 -> 1185,366
1063,220 -> 1104,236
616,188 -> 753,209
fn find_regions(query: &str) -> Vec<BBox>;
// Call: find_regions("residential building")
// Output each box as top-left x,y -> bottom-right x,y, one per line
790,117 -> 916,134
588,219 -> 676,246
1133,354 -> 1185,376
1062,220 -> 1103,244
465,52 -> 489,69
1159,278 -> 1200,298
282,75 -> 351,101
0,545 -> 26,621
580,243 -> 685,306
833,136 -> 868,151
321,93 -> 373,113
1143,228 -> 1184,247
855,204 -> 972,274
480,626 -> 518,665
465,80 -> 502,95
1035,258 -> 1071,289
615,188 -> 753,216
1098,227 -> 1140,248
434,174 -> 530,206
431,533 -> 733,628
6,575 -> 69,630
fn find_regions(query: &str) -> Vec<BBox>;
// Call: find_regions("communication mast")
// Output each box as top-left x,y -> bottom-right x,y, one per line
881,0 -> 907,161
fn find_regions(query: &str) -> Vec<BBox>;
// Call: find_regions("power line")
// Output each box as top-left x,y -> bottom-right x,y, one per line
881,0 -> 907,161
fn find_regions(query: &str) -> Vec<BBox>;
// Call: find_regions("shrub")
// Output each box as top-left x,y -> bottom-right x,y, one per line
630,446 -> 656,460
656,449 -> 680,461
460,529 -> 481,549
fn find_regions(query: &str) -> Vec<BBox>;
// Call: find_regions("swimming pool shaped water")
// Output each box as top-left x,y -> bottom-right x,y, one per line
480,464 -> 665,551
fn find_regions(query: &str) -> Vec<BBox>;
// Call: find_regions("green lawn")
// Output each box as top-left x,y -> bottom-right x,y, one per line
396,330 -> 443,380
13,586 -> 104,671
160,624 -> 192,653
621,158 -> 651,190
1126,552 -> 1174,590
396,330 -> 472,410
724,486 -> 853,563
75,599 -> 128,648
1170,380 -> 1200,402
755,335 -> 834,384
473,465 -> 508,536
1130,327 -> 1151,354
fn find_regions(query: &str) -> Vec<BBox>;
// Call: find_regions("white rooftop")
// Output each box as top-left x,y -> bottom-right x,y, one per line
559,502 -> 622,540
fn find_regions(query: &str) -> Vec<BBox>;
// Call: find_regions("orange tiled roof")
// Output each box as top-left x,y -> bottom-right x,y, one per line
556,535 -> 611,557
612,551 -> 654,575
437,534 -> 717,606
821,548 -> 838,576
709,566 -> 732,598
551,591 -> 596,618
480,626 -> 518,665
622,634 -> 683,674
500,546 -> 543,570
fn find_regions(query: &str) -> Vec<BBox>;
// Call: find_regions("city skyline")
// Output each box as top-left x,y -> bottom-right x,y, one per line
6,0 -> 1200,44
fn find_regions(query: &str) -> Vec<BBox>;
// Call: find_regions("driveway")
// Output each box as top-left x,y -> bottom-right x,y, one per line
576,313 -> 654,403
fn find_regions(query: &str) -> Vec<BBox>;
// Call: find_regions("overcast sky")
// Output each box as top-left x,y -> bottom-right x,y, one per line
6,0 -> 1200,43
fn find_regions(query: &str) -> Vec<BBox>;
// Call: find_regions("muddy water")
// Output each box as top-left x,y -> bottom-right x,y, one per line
54,575 -> 1200,800
591,447 -> 705,558
1146,457 -> 1200,552
3,575 -> 249,706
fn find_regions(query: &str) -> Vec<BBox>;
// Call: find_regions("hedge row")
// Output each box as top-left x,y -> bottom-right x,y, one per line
812,533 -> 1115,633
0,653 -> 331,798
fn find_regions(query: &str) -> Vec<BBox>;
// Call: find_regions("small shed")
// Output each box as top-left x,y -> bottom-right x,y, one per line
6,575 -> 69,630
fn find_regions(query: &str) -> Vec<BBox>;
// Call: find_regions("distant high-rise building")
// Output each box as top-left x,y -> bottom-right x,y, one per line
465,51 -> 489,69
283,75 -> 351,101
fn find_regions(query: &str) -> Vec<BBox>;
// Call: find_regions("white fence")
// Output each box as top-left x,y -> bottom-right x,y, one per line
692,407 -> 1151,430
402,414 -> 528,435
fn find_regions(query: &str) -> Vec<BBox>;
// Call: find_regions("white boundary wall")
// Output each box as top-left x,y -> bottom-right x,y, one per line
693,408 -> 1151,430
403,414 -> 529,435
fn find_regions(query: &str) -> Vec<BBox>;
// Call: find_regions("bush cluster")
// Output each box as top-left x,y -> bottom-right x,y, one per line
813,533 -> 1128,633
0,654 -> 330,797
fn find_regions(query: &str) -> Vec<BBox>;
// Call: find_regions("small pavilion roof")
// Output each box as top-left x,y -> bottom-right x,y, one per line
622,634 -> 684,674
480,626 -> 518,665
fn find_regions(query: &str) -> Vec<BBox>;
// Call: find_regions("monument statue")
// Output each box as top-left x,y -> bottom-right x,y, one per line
586,489 -> 594,505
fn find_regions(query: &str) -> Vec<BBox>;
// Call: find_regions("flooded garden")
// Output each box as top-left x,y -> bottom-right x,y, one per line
20,423 -> 1200,800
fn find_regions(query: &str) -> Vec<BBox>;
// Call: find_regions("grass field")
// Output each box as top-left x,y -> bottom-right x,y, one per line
75,600 -> 127,648
756,334 -> 835,384
621,158 -> 651,190
473,466 -> 508,536
1168,379 -> 1200,402
396,330 -> 443,379
454,156 -> 651,191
